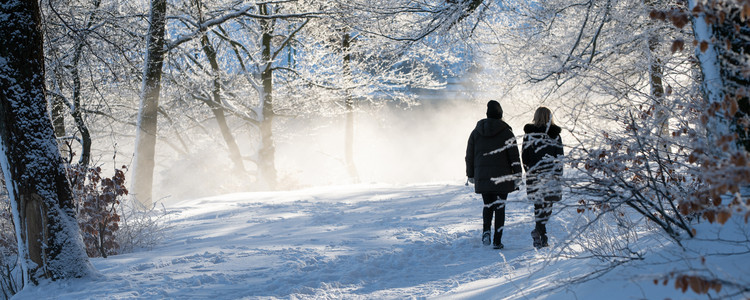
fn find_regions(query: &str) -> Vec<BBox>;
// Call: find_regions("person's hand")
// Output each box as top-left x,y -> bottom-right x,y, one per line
468,177 -> 475,184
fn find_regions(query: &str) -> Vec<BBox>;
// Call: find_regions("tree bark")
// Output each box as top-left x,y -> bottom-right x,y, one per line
132,0 -> 168,208
689,0 -> 725,106
258,3 -> 277,190
342,33 -> 359,183
71,47 -> 92,169
0,0 -> 93,284
200,34 -> 246,173
687,0 -> 738,152
50,93 -> 67,139
645,1 -> 670,149
649,54 -> 671,152
710,6 -> 750,151
68,0 -> 102,170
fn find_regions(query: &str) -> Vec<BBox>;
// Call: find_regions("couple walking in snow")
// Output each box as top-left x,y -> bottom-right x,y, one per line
465,100 -> 564,249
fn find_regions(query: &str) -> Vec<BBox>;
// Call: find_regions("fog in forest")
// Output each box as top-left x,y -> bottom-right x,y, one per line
139,92 -> 541,203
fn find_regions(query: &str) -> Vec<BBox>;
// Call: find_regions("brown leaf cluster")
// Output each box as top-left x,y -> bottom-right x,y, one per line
69,164 -> 128,258
657,272 -> 724,295
575,199 -> 610,214
649,9 -> 689,28
673,275 -> 723,294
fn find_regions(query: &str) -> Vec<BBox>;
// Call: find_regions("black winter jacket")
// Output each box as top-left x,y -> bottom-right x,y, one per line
466,118 -> 522,193
522,124 -> 564,175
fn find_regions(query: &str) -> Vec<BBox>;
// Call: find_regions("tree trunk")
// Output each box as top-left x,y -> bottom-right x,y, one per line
131,0 -> 168,208
50,92 -> 69,161
688,0 -> 737,151
646,6 -> 670,150
200,35 -> 246,173
50,93 -> 67,139
342,33 -> 359,183
68,0 -> 102,170
0,0 -> 93,284
258,3 -> 277,190
71,49 -> 92,169
688,0 -> 725,106
710,6 -> 750,151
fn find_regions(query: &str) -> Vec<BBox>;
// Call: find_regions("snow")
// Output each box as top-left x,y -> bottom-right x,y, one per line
12,183 -> 750,299
0,138 -> 28,283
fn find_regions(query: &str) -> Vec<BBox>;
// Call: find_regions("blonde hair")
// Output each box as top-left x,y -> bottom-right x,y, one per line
533,107 -> 554,127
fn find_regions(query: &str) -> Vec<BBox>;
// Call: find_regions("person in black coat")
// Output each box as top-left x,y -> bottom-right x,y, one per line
466,100 -> 522,249
522,107 -> 564,248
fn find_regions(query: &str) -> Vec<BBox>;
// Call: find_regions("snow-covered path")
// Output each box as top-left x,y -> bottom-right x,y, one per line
14,183 -> 746,299
15,184 -> 540,299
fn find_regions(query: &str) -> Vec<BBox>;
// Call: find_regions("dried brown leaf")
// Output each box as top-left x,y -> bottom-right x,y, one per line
692,4 -> 704,14
650,9 -> 666,21
688,276 -> 702,294
717,210 -> 731,224
681,276 -> 689,293
671,39 -> 685,53
704,211 -> 716,223
671,13 -> 690,28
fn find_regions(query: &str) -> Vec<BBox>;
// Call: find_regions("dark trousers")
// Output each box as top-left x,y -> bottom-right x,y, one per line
532,194 -> 558,246
528,173 -> 559,243
533,200 -> 553,236
482,192 -> 507,245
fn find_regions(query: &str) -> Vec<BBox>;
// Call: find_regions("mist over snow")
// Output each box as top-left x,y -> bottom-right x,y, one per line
146,91 -> 558,203
276,99 -> 481,187
146,95 -> 529,202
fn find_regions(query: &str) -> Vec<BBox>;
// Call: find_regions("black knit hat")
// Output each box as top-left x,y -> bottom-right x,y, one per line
486,100 -> 503,119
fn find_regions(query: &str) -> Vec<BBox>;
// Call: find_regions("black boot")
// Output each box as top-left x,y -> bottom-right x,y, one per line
482,231 -> 491,246
532,223 -> 549,248
493,231 -> 503,249
531,229 -> 542,248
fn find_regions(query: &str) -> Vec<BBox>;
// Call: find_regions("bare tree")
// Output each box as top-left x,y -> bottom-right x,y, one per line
193,0 -> 246,174
0,0 -> 93,284
42,0 -> 146,170
257,2 -> 280,190
342,32 -> 360,182
131,0 -> 168,208
270,3 -> 462,185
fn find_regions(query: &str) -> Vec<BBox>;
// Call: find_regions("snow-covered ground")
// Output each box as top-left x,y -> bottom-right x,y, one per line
13,183 -> 750,299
